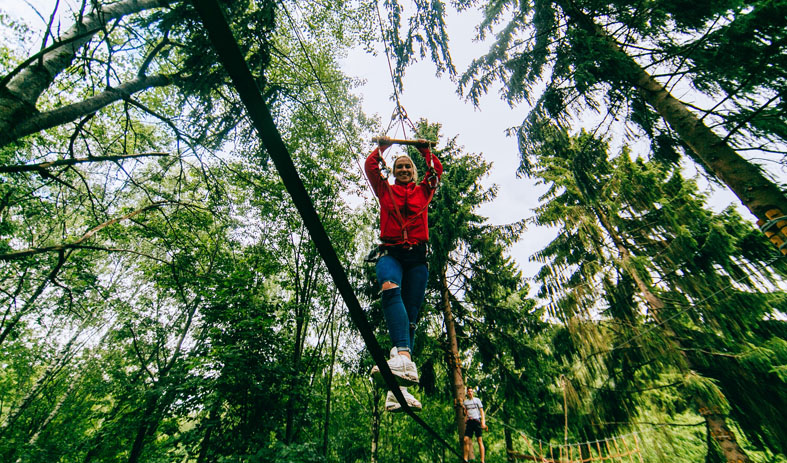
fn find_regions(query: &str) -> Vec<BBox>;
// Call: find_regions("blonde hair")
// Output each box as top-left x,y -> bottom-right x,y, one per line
393,154 -> 418,183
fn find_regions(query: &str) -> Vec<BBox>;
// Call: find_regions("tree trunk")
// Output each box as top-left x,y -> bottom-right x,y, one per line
285,235 -> 319,443
127,373 -> 186,463
559,0 -> 787,255
631,54 -> 787,251
82,372 -> 144,463
698,399 -> 751,463
594,207 -> 751,462
439,269 -> 467,459
196,404 -> 220,463
371,387 -> 382,463
0,0 -> 172,147
128,296 -> 201,463
505,423 -> 515,463
285,300 -> 307,443
322,316 -> 338,456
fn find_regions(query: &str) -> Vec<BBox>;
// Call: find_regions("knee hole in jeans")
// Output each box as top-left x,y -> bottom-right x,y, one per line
381,281 -> 399,290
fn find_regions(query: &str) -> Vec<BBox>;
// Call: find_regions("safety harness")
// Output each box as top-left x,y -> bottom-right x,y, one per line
377,144 -> 439,245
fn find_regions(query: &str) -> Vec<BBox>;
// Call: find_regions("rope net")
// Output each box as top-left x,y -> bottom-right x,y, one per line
508,431 -> 645,463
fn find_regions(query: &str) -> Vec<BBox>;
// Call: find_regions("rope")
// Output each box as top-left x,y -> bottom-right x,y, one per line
487,415 -> 666,455
374,0 -> 404,136
374,0 -> 418,139
191,1 -> 463,458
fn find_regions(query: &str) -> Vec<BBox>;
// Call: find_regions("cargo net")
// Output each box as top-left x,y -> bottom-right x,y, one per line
507,430 -> 645,463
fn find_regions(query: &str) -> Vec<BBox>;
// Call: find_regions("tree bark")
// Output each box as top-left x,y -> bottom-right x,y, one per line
370,386 -> 382,463
439,268 -> 467,460
559,0 -> 787,254
698,399 -> 751,463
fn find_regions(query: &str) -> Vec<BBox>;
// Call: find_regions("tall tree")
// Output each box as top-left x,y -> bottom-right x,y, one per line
527,118 -> 787,461
415,120 -> 529,457
477,0 -> 785,251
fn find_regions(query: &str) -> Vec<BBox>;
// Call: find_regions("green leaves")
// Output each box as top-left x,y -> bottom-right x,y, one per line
526,117 -> 787,456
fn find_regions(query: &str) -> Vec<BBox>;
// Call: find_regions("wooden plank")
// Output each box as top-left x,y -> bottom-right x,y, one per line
371,136 -> 435,147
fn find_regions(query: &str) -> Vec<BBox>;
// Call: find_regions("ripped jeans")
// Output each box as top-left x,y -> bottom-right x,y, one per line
376,255 -> 428,352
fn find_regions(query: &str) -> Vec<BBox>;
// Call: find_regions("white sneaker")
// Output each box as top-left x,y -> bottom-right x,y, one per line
385,387 -> 422,412
371,347 -> 419,386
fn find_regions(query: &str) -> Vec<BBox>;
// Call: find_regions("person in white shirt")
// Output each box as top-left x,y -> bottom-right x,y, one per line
462,386 -> 487,463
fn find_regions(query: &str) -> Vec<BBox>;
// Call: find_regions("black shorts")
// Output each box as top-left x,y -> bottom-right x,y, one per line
465,419 -> 483,438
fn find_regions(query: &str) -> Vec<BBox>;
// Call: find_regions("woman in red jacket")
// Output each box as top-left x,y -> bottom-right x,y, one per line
364,137 -> 443,412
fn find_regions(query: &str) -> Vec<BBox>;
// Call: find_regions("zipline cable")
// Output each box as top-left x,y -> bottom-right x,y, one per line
606,252 -> 785,354
191,0 -> 463,458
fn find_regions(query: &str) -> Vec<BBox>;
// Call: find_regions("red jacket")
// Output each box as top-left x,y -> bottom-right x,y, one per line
365,145 -> 443,246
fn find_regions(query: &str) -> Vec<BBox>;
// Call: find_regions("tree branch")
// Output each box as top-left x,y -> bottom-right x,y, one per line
2,0 -> 172,105
0,73 -> 173,147
0,201 -> 175,261
0,152 -> 169,174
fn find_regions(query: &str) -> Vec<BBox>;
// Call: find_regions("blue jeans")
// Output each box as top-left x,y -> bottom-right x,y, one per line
376,255 -> 428,352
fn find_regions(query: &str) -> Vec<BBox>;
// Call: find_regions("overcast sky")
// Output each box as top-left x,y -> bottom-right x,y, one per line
341,8 -> 557,282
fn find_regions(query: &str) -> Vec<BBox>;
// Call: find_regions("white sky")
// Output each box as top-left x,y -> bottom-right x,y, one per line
341,8 -> 555,281
5,1 -> 781,286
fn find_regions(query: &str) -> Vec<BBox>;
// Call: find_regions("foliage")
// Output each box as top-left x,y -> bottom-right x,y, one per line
526,117 -> 787,457
2,1 -> 786,462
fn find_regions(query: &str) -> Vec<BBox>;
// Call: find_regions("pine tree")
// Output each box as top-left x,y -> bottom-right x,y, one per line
413,120 -> 531,455
527,117 -> 787,460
